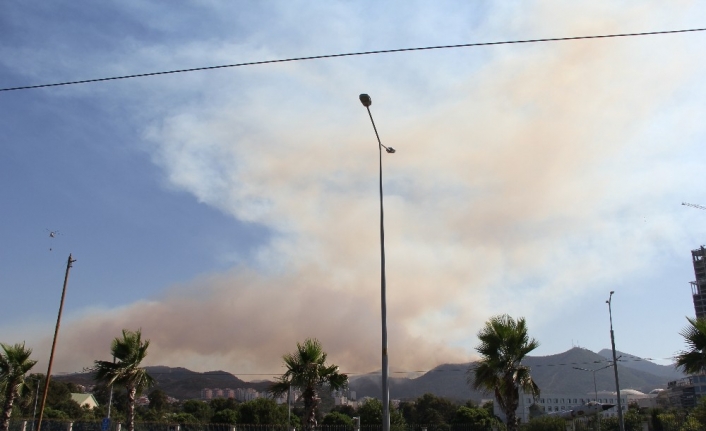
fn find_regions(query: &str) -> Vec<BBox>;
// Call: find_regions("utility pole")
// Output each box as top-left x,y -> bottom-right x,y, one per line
606,291 -> 625,431
36,254 -> 75,431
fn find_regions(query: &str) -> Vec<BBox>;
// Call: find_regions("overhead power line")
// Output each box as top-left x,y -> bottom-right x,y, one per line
1,27 -> 705,93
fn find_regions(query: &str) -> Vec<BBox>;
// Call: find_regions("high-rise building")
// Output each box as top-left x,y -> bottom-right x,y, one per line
690,246 -> 706,318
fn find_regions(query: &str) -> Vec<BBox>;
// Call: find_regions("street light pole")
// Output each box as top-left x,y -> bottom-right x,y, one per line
573,364 -> 613,401
606,291 -> 625,431
573,363 -> 614,431
31,376 -> 41,431
360,93 -> 395,431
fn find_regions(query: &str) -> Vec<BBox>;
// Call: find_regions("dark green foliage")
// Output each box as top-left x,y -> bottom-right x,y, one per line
269,339 -> 347,430
51,399 -> 84,420
521,415 -> 565,431
689,395 -> 706,427
398,393 -> 459,426
0,343 -> 37,431
651,410 -> 685,431
237,398 -> 288,425
209,397 -> 239,413
41,407 -> 70,420
181,400 -> 212,422
322,411 -> 353,426
357,398 -> 406,428
676,317 -> 706,374
140,408 -> 168,422
92,329 -> 155,431
211,408 -> 238,424
452,406 -> 499,431
148,389 -> 169,412
90,382 -> 113,407
45,380 -> 74,408
171,412 -> 200,424
469,315 -> 539,431
330,404 -> 356,418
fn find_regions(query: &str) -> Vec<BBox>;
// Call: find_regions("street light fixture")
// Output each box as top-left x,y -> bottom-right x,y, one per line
606,291 -> 625,431
573,364 -> 613,402
359,93 -> 394,431
573,363 -> 613,431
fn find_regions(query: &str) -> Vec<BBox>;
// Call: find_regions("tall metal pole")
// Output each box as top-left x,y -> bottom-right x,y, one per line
37,254 -> 75,431
31,376 -> 41,431
287,385 -> 292,431
573,364 -> 612,402
574,363 -> 612,431
107,356 -> 115,419
360,93 -> 395,431
606,291 -> 624,431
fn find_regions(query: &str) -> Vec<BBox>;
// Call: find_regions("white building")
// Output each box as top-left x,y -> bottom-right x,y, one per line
495,391 -> 634,424
236,387 -> 261,401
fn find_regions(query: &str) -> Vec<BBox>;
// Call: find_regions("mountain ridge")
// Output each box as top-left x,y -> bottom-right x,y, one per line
55,347 -> 684,402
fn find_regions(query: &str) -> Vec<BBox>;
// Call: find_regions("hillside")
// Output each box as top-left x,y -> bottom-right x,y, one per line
55,348 -> 677,402
525,347 -> 671,394
55,366 -> 271,400
349,347 -> 675,401
597,349 -> 683,380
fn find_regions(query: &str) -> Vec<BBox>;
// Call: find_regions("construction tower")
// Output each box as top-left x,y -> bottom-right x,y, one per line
691,246 -> 706,318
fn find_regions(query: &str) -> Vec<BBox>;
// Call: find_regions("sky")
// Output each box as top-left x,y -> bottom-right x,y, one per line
2,1 -> 706,383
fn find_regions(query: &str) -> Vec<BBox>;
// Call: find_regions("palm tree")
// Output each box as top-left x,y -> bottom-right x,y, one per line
269,338 -> 348,430
93,329 -> 155,431
675,316 -> 706,374
0,342 -> 38,431
468,315 -> 540,431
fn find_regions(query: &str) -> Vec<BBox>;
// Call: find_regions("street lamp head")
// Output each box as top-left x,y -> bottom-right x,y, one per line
610,291 -> 615,295
386,147 -> 396,154
359,94 -> 372,107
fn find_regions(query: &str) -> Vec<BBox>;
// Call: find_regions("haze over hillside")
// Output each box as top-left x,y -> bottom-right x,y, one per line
597,349 -> 682,380
56,348 -> 681,401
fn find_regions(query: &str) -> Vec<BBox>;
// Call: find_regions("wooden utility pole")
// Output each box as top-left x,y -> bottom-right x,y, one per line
36,254 -> 75,431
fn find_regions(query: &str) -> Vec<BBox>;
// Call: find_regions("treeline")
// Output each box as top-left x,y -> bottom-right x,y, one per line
7,382 -> 500,430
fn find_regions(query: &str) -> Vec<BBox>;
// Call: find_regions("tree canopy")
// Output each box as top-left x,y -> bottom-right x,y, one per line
469,315 -> 539,431
676,316 -> 706,374
93,329 -> 155,431
0,342 -> 37,431
269,338 -> 347,429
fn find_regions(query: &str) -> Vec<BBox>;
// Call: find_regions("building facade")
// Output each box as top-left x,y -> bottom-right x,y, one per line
690,246 -> 706,318
496,392 -> 629,424
664,374 -> 706,409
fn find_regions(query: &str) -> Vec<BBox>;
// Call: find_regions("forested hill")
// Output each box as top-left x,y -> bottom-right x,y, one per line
55,348 -> 680,401
351,347 -> 681,401
55,366 -> 272,400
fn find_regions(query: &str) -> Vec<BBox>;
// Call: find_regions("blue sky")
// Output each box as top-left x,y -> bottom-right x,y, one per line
2,1 -> 706,381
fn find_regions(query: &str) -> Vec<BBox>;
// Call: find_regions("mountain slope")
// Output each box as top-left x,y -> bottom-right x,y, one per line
54,348 -> 676,402
597,349 -> 683,380
350,348 -> 674,401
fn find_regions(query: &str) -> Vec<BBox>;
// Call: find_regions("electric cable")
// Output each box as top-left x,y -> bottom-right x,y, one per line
1,27 -> 705,93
